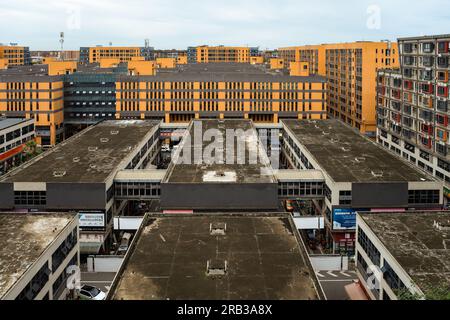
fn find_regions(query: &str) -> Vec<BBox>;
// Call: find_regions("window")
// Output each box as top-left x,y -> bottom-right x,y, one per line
358,228 -> 381,267
339,190 -> 352,205
408,190 -> 440,205
14,191 -> 46,206
383,260 -> 406,291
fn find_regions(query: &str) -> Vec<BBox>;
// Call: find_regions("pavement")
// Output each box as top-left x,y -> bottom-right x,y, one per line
316,270 -> 358,300
81,272 -> 117,295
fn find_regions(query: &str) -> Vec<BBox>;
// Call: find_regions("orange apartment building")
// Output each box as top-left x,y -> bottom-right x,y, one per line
1,61 -> 326,145
193,46 -> 250,63
115,63 -> 327,124
80,46 -> 143,64
279,42 -> 399,134
0,69 -> 64,146
0,45 -> 31,66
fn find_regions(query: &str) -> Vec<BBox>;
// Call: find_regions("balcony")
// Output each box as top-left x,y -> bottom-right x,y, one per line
422,56 -> 434,68
437,57 -> 449,69
437,99 -> 449,112
438,41 -> 449,54
403,56 -> 415,66
422,42 -> 435,54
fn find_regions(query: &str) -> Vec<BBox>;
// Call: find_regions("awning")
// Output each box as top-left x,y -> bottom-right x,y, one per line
345,281 -> 369,300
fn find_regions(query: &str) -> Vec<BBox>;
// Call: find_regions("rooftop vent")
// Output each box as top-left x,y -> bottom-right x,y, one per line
322,131 -> 330,136
371,170 -> 383,178
100,138 -> 109,143
210,222 -> 227,236
90,164 -> 97,169
88,146 -> 98,152
73,157 -> 81,163
110,130 -> 119,135
330,138 -> 339,144
341,147 -> 350,152
206,260 -> 228,277
354,157 -> 366,163
53,170 -> 66,178
433,220 -> 450,231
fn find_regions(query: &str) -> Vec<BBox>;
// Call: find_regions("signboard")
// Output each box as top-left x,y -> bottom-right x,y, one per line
332,208 -> 360,230
79,212 -> 105,228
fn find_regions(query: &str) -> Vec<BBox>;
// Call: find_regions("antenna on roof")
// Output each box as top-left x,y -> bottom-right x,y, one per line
145,39 -> 150,48
59,32 -> 64,61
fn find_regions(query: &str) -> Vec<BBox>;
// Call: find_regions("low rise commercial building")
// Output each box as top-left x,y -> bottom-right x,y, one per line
0,120 -> 160,254
356,211 -> 450,300
0,213 -> 79,300
281,119 -> 443,254
109,213 -> 323,300
0,117 -> 35,175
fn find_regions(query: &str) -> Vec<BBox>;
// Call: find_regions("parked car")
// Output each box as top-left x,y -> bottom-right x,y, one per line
161,144 -> 170,152
78,285 -> 106,300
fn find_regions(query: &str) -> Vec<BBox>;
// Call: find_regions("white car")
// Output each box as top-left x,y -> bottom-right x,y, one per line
161,144 -> 170,152
78,285 -> 106,300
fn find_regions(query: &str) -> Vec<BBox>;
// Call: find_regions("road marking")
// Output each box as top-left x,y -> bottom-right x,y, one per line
341,271 -> 352,277
315,272 -> 325,278
327,271 -> 338,278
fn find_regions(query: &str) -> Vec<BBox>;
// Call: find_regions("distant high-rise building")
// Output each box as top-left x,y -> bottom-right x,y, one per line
0,45 -> 31,66
279,42 -> 400,135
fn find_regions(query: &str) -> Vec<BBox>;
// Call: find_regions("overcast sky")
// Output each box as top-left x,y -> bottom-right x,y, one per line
0,0 -> 449,50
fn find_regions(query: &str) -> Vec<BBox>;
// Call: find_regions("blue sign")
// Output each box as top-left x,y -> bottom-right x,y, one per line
332,208 -> 363,230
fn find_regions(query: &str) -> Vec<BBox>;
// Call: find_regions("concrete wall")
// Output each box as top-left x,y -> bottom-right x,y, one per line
47,183 -> 106,210
161,182 -> 279,210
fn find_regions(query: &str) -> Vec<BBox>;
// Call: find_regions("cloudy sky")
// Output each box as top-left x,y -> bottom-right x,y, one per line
0,0 -> 449,50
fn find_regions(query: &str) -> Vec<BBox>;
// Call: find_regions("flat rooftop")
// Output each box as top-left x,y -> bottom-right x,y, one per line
359,211 -> 450,292
0,213 -> 75,299
163,119 -> 277,184
283,119 -> 434,183
119,62 -> 326,83
0,118 -> 32,131
111,214 -> 320,300
2,120 -> 160,183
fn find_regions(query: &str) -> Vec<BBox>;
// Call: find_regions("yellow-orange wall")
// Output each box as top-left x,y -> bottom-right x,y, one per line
156,58 -> 176,69
88,47 -> 142,63
270,58 -> 285,70
115,79 -> 327,124
279,42 -> 399,133
177,56 -> 188,65
0,80 -> 64,146
290,62 -> 310,77
250,56 -> 264,65
195,46 -> 250,63
47,61 -> 78,75
0,46 -> 27,66
128,60 -> 156,76
99,58 -> 121,68
0,58 -> 7,70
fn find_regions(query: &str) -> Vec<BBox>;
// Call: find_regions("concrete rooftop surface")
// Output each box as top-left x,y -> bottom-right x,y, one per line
163,119 -> 277,184
283,119 -> 435,183
1,120 -> 160,183
360,211 -> 450,292
111,214 -> 320,300
0,213 -> 75,299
